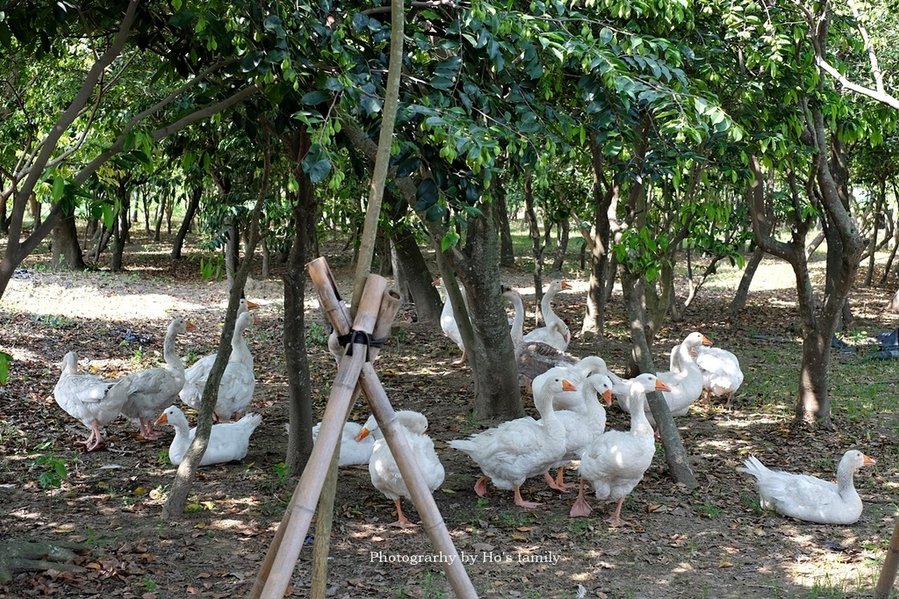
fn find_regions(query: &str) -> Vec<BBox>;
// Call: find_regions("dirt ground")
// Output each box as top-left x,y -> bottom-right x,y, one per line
1,235 -> 899,599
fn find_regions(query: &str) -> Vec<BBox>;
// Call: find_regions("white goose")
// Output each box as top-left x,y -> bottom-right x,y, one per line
53,351 -> 130,451
618,332 -> 711,426
179,299 -> 256,409
544,373 -> 614,491
523,279 -> 572,351
503,287 -> 578,388
120,317 -> 194,439
211,311 -> 256,421
309,420 -> 374,467
434,277 -> 469,365
155,405 -> 262,466
449,367 -> 574,508
739,450 -> 875,524
694,345 -> 744,407
572,373 -> 670,524
355,410 -> 444,528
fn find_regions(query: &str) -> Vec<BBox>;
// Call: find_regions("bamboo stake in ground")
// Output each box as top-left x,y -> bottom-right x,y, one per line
358,362 -> 478,598
310,287 -> 401,597
252,274 -> 386,599
874,517 -> 899,598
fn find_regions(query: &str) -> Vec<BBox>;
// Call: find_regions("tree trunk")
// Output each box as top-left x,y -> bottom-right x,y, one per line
524,171 -> 545,324
454,209 -> 523,421
111,216 -> 125,272
797,331 -> 831,427
865,178 -> 885,286
729,246 -> 764,318
550,219 -> 569,273
171,186 -> 202,260
494,177 -> 515,267
580,137 -> 616,337
391,225 -> 442,323
225,221 -> 239,284
282,128 -> 317,475
0,192 -> 8,235
28,193 -> 41,229
50,213 -> 86,270
620,268 -> 697,488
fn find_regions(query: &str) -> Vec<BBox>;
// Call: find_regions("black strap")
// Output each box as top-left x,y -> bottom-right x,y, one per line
336,330 -> 386,361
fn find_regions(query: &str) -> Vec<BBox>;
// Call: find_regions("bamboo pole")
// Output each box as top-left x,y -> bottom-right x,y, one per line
875,517 -> 899,598
252,272 -> 386,599
310,285 -> 401,597
358,363 -> 478,598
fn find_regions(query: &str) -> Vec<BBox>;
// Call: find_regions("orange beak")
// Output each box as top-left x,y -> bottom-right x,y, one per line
561,280 -> 572,290
245,300 -> 259,310
355,428 -> 371,442
155,412 -> 169,425
863,454 -> 876,466
561,379 -> 576,392
186,320 -> 196,332
701,335 -> 713,346
601,389 -> 613,407
655,379 -> 672,392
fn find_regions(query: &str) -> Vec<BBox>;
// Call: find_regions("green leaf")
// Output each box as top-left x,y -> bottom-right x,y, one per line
240,51 -> 264,72
301,90 -> 330,105
415,179 -> 438,212
440,230 -> 460,252
101,203 -> 115,229
303,159 -> 331,184
0,351 -> 11,385
51,176 -> 65,201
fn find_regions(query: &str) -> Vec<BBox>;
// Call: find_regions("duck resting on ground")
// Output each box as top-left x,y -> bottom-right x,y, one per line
739,449 -> 875,524
156,405 -> 262,466
53,351 -> 130,451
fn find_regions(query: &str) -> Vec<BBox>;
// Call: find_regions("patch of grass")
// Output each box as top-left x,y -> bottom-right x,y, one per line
420,570 -> 449,598
696,501 -> 723,519
32,314 -> 74,328
141,575 -> 158,592
566,517 -> 594,540
30,453 -> 69,488
739,492 -> 762,514
305,321 -> 328,346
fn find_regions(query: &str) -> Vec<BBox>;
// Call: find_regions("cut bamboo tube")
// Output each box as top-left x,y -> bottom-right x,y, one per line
874,517 -> 899,598
253,272 -> 386,599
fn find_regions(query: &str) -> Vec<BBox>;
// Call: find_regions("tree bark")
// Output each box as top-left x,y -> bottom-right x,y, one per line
390,225 -> 441,323
524,171 -> 545,324
50,213 -> 86,270
453,209 -> 523,420
620,268 -> 697,488
163,151 -> 269,519
729,246 -> 764,318
580,136 -> 616,336
550,219 -> 569,274
171,185 -> 202,259
341,118 -> 522,420
865,178 -> 885,286
282,128 -> 317,475
494,177 -> 515,267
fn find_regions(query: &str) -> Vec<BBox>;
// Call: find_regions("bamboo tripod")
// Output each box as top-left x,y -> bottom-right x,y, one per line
250,257 -> 477,598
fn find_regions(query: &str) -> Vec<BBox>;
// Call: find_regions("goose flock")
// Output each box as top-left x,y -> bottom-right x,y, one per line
52,299 -> 262,466
51,277 -> 875,530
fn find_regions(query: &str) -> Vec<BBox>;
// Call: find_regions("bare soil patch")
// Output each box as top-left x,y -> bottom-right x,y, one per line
2,235 -> 899,598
